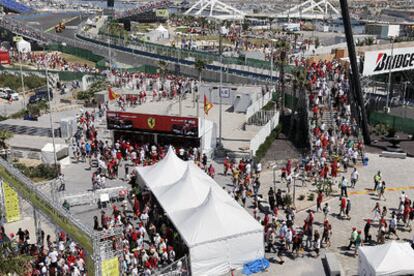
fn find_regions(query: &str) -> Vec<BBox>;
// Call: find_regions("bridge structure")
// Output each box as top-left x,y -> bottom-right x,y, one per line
184,0 -> 245,20
277,0 -> 341,20
113,0 -> 171,21
0,0 -> 33,14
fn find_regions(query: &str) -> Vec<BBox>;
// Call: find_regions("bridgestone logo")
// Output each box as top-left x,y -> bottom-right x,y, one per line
374,52 -> 414,72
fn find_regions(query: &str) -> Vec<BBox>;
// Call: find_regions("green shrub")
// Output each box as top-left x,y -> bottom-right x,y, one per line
0,73 -> 45,91
13,163 -> 59,180
77,80 -> 108,100
298,194 -> 305,201
307,193 -> 315,201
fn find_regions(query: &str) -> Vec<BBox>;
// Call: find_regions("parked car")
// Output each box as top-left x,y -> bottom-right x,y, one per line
4,88 -> 19,101
29,89 -> 53,104
0,88 -> 19,100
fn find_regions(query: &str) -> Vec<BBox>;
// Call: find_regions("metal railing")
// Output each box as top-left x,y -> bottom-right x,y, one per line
156,255 -> 191,276
0,158 -> 94,237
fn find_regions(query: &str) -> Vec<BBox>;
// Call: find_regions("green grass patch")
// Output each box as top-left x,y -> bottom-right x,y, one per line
254,124 -> 282,162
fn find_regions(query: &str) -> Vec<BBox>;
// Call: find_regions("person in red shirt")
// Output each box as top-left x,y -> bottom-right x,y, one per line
340,197 -> 347,218
316,191 -> 323,212
331,159 -> 338,178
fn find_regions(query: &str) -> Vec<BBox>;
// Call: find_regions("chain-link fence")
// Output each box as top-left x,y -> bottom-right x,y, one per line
368,111 -> 414,134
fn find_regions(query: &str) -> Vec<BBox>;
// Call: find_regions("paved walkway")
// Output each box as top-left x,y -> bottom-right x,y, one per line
237,153 -> 414,276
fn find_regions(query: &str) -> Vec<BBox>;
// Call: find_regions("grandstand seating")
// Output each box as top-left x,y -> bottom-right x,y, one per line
0,0 -> 33,14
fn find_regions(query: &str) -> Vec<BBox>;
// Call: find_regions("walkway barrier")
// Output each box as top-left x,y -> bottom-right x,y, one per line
0,158 -> 95,274
369,111 -> 414,134
47,43 -> 104,63
156,255 -> 191,276
77,32 -> 278,82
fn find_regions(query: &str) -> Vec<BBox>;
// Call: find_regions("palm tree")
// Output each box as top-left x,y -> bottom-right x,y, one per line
0,130 -> 13,150
289,67 -> 308,147
194,58 -> 206,83
275,39 -> 290,114
193,58 -> 206,111
158,60 -> 168,90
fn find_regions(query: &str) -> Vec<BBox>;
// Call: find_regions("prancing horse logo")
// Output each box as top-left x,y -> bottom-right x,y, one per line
147,117 -> 156,129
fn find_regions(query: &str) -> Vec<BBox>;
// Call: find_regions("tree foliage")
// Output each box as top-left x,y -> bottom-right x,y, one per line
0,73 -> 46,91
0,242 -> 33,275
0,130 -> 13,149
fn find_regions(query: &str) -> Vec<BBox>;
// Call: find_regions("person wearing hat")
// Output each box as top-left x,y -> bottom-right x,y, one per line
364,219 -> 372,243
348,227 -> 358,250
354,230 -> 363,256
168,246 -> 176,263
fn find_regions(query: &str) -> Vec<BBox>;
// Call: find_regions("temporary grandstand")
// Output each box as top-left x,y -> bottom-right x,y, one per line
0,0 -> 33,13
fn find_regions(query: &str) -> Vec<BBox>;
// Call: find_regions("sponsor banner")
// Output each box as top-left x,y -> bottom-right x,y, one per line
2,181 -> 21,223
363,47 -> 414,76
155,9 -> 169,18
107,111 -> 199,137
102,257 -> 119,276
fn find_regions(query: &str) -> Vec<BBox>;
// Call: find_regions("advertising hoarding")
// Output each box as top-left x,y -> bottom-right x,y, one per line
107,111 -> 199,137
2,181 -> 21,223
363,47 -> 414,76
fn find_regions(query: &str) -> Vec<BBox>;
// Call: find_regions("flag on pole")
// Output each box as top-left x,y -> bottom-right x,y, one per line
108,85 -> 120,101
204,95 -> 213,115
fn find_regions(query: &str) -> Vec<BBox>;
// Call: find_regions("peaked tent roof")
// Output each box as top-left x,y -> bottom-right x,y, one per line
152,163 -> 212,212
170,187 -> 262,247
155,24 -> 168,32
152,162 -> 234,213
359,241 -> 414,275
136,147 -> 188,188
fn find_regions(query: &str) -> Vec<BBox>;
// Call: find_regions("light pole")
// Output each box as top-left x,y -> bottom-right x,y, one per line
218,25 -> 228,147
19,52 -> 26,108
385,37 -> 394,113
42,44 -> 59,204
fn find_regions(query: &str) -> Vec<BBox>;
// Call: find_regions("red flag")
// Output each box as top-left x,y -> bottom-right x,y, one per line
108,86 -> 120,101
204,95 -> 213,115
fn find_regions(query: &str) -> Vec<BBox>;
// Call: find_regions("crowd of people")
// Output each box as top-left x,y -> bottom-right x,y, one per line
11,51 -> 98,73
114,0 -> 171,20
0,226 -> 87,275
106,70 -> 196,110
70,106 -> 209,274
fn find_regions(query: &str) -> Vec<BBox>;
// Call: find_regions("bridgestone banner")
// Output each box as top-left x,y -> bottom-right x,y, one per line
363,47 -> 414,76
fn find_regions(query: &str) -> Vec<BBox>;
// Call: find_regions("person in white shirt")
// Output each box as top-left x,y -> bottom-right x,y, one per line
351,168 -> 359,188
49,249 -> 59,266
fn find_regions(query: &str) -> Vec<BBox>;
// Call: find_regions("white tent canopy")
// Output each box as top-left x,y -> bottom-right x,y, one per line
135,147 -> 264,275
16,39 -> 31,53
148,25 -> 170,42
136,148 -> 187,189
358,241 -> 414,276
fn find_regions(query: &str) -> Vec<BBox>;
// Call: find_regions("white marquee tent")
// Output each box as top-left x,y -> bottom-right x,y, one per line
16,39 -> 31,53
358,241 -> 414,276
135,148 -> 264,275
148,25 -> 170,42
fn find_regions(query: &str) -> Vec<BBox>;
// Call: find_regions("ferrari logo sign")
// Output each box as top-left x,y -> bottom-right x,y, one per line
147,117 -> 156,129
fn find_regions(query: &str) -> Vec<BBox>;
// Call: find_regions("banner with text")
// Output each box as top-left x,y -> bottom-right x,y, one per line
2,181 -> 21,223
363,47 -> 414,76
107,111 -> 199,137
102,257 -> 119,276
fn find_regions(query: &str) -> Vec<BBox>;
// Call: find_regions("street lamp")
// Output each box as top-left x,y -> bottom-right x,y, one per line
218,25 -> 228,147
